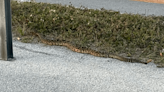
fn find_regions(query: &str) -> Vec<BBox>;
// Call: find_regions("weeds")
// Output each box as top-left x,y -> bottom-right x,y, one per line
11,1 -> 164,67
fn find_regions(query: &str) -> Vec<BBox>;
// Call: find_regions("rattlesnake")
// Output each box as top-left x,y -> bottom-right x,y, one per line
31,32 -> 149,64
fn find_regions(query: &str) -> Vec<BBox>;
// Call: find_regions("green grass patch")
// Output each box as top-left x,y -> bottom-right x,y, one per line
11,1 -> 164,67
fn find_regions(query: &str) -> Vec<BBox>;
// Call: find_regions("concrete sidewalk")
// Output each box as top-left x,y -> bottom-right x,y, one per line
0,0 -> 164,92
0,40 -> 164,92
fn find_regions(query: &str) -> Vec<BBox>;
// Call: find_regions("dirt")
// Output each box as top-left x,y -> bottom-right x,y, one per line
132,0 -> 164,4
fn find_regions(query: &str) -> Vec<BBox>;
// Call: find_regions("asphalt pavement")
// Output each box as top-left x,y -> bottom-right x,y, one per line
0,0 -> 164,92
35,0 -> 164,16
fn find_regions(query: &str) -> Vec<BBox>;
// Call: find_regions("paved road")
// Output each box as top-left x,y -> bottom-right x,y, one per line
0,0 -> 164,92
35,0 -> 164,16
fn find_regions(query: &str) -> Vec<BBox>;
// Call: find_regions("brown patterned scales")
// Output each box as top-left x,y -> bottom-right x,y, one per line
31,32 -> 148,64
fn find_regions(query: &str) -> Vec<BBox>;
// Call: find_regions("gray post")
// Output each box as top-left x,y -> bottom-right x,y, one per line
0,0 -> 14,61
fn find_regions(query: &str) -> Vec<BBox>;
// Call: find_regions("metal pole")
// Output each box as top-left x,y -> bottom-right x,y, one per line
0,0 -> 14,61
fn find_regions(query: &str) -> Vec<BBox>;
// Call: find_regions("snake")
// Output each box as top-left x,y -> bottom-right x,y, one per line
31,32 -> 149,64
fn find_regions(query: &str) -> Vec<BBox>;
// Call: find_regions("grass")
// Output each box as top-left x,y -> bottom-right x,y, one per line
11,1 -> 164,68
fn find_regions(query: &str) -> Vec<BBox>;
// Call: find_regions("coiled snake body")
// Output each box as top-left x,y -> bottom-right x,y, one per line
31,32 -> 148,64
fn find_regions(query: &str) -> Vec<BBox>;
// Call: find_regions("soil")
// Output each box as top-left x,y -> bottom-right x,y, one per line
132,0 -> 164,4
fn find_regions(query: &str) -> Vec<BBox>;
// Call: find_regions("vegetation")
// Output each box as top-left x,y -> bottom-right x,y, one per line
11,1 -> 164,67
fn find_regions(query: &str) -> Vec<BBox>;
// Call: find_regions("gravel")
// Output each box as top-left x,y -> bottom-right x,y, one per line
1,0 -> 164,92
